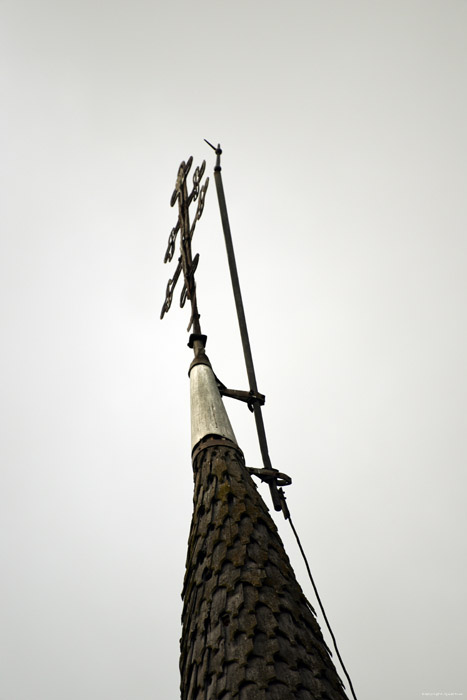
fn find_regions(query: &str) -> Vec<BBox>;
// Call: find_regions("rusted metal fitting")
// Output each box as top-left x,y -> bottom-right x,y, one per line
218,386 -> 265,412
191,435 -> 244,464
246,467 -> 292,518
204,139 -> 222,171
188,353 -> 212,376
246,467 -> 292,488
188,333 -> 207,349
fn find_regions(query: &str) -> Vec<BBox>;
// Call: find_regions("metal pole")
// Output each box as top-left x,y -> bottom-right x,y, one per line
208,142 -> 283,510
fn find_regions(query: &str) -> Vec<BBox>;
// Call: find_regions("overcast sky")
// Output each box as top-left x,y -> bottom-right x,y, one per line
1,1 -> 466,699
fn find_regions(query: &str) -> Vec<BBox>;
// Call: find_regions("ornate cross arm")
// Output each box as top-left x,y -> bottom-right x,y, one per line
160,156 -> 209,335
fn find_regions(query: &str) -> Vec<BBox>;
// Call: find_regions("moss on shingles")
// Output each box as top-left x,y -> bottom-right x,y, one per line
180,444 -> 349,700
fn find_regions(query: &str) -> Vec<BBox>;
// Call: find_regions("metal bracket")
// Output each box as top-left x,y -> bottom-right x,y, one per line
246,467 -> 292,518
215,376 -> 265,412
247,467 -> 291,487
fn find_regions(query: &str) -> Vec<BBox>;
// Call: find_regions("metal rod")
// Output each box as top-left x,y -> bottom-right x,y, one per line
209,143 -> 283,510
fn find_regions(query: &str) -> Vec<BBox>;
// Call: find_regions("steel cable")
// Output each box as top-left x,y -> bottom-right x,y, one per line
287,514 -> 358,700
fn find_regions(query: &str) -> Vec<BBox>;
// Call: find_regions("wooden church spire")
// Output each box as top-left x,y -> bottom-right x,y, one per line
161,150 -> 351,699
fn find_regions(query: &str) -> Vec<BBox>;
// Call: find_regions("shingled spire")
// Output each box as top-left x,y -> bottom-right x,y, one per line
180,344 -> 348,699
161,150 -> 352,699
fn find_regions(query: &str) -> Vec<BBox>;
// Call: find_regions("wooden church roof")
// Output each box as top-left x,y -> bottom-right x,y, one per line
180,359 -> 349,700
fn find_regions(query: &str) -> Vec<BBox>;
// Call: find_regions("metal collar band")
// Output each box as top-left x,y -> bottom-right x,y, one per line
188,353 -> 212,376
191,436 -> 244,464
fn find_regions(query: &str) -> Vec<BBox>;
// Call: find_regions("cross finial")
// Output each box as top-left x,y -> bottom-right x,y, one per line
160,156 -> 209,338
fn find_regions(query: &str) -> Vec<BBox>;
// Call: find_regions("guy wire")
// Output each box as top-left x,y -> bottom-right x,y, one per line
207,139 -> 358,699
287,512 -> 358,700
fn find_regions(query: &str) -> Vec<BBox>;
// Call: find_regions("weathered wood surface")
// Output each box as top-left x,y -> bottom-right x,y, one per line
180,442 -> 349,699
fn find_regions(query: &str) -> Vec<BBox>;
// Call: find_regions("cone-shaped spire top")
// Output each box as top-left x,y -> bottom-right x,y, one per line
161,149 -> 353,699
189,352 -> 237,450
181,347 -> 349,699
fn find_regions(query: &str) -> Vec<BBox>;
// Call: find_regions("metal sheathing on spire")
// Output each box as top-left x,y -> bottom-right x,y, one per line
189,361 -> 237,451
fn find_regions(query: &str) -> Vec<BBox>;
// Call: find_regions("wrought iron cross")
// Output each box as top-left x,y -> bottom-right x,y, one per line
160,156 -> 209,335
161,146 -> 292,517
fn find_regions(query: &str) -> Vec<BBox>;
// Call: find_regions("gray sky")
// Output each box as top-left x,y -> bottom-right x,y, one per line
1,1 -> 466,698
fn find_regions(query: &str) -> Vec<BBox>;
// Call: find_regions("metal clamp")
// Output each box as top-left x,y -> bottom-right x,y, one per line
215,376 -> 265,413
246,467 -> 292,518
